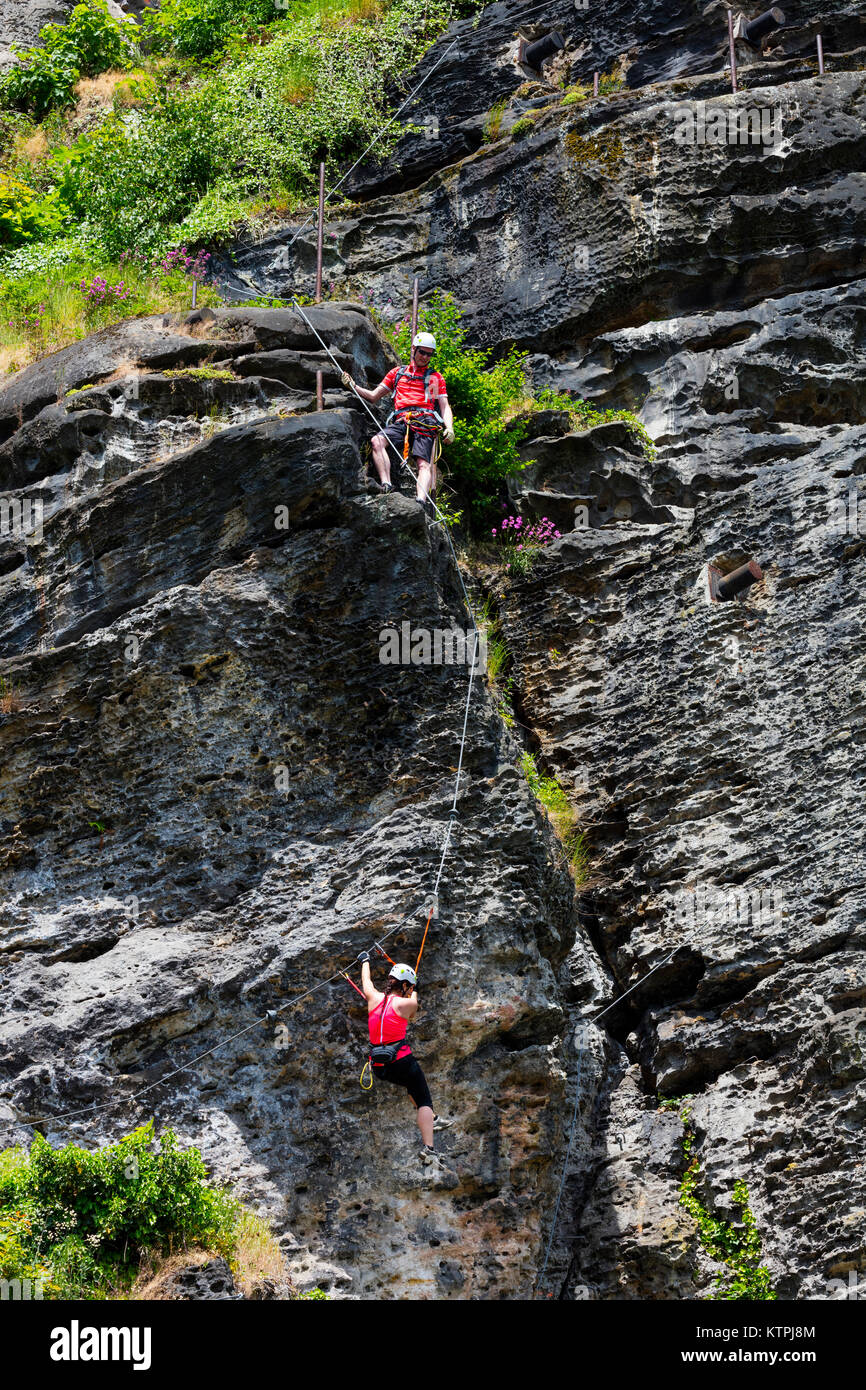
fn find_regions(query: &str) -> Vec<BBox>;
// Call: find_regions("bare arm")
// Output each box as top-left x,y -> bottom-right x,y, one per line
361,959 -> 382,1006
393,990 -> 418,1021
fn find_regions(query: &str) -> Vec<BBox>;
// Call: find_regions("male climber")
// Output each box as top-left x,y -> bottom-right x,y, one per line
341,332 -> 455,512
357,950 -> 445,1162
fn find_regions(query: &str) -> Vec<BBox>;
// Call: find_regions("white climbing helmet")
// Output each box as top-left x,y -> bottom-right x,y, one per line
389,963 -> 417,986
412,332 -> 436,352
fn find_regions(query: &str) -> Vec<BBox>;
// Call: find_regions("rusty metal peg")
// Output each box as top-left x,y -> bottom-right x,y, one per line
709,560 -> 764,601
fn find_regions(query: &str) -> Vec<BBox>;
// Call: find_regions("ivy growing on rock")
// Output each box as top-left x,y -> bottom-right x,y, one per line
678,1106 -> 777,1301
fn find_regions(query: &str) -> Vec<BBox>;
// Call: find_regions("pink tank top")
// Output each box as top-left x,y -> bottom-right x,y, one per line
368,994 -> 411,1060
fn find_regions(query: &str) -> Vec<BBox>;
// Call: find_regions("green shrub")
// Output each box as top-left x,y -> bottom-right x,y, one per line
28,2 -> 463,257
168,178 -> 258,249
0,176 -> 70,247
141,0 -> 279,60
386,291 -> 531,525
0,1123 -> 248,1299
1,52 -> 81,120
0,1 -> 134,117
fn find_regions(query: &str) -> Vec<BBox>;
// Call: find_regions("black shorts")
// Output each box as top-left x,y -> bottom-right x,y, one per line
375,421 -> 437,465
377,1053 -> 433,1109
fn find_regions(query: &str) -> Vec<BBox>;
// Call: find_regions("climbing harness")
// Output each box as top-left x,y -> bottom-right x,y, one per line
367,992 -> 410,1078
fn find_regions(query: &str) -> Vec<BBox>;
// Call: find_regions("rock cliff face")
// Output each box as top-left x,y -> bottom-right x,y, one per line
3,0 -> 866,1300
0,306 -> 596,1298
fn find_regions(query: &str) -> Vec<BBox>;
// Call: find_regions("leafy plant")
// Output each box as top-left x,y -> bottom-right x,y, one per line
0,177 -> 70,247
510,115 -> 536,139
495,674 -> 515,727
491,510 -> 560,575
0,1 -> 134,118
597,69 -> 624,96
679,1111 -> 776,1300
141,0 -> 280,60
0,1123 -> 257,1299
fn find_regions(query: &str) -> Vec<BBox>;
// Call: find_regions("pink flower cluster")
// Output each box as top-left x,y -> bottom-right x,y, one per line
491,512 -> 561,552
77,276 -> 133,306
156,246 -> 211,280
118,246 -> 212,281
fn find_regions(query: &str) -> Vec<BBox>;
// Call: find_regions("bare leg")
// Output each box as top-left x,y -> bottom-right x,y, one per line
417,1104 -> 434,1148
371,434 -> 392,486
416,459 -> 433,502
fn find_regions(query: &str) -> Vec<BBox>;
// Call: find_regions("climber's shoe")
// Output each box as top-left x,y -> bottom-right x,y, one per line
416,1145 -> 458,1189
433,1114 -> 454,1131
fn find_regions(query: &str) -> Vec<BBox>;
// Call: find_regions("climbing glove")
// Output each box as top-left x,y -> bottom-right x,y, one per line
443,424 -> 455,445
358,951 -> 371,964
341,371 -> 356,391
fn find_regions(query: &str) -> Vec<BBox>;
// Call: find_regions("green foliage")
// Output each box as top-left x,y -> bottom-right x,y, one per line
679,1115 -> 777,1301
520,751 -> 588,881
0,241 -> 221,369
561,85 -> 588,107
482,98 -> 507,141
387,291 -> 531,525
298,1285 -> 330,1299
597,69 -> 624,96
47,102 -> 240,257
495,674 -> 515,727
0,2 -> 134,118
19,0 -> 465,258
163,367 -> 237,380
532,387 -> 656,461
475,594 -> 514,724
0,176 -> 70,247
0,1124 -> 248,1299
141,0 -> 278,59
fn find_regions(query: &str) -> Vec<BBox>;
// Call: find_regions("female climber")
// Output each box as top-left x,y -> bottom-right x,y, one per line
357,951 -> 441,1159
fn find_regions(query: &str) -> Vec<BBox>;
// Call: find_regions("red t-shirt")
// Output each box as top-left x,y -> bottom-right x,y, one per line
383,365 -> 447,413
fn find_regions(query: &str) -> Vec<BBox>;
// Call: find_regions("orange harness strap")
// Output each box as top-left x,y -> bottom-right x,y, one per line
414,906 -> 435,975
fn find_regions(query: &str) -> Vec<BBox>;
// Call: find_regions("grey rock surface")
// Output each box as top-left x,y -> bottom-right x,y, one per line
0,308 -> 592,1299
3,0 -> 866,1302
